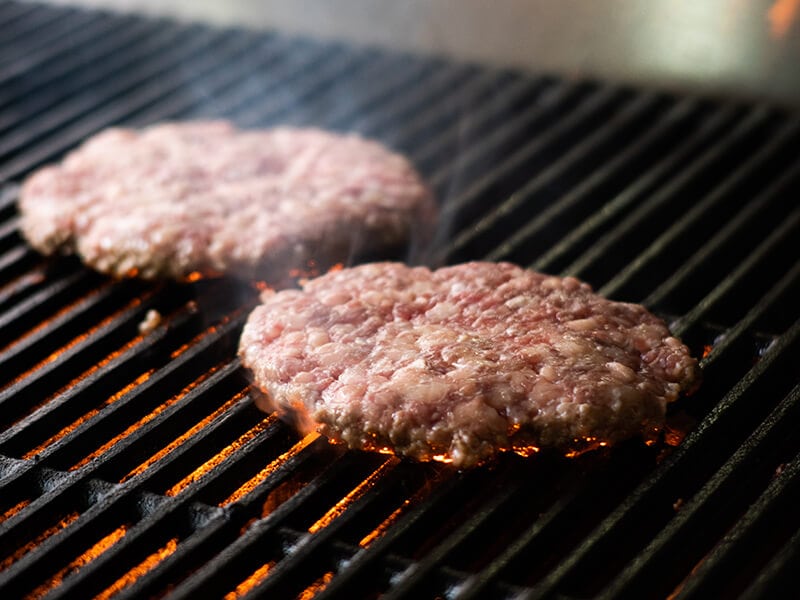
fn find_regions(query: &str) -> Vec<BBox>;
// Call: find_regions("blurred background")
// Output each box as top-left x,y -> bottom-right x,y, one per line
27,0 -> 800,107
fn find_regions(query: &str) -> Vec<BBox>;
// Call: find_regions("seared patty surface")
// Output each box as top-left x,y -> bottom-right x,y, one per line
19,122 -> 435,280
239,262 -> 699,467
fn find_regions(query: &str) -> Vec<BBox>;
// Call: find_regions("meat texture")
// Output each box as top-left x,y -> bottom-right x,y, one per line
18,121 -> 435,280
239,262 -> 700,467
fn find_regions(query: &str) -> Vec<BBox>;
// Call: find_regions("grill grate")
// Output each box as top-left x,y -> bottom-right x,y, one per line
1,2 -> 799,598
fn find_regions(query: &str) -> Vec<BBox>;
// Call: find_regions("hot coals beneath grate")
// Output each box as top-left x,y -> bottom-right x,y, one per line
1,2 -> 800,598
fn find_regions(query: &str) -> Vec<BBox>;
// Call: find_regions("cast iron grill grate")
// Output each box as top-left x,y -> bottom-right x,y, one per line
1,2 -> 799,598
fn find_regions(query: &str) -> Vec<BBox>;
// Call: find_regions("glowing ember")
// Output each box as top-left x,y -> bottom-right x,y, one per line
307,459 -> 397,534
27,370 -> 155,462
96,538 -> 178,600
768,0 -> 800,38
0,499 -> 30,525
2,289 -> 142,395
359,501 -> 409,548
164,413 -> 277,497
221,432 -> 320,507
26,525 -> 127,598
564,437 -> 614,458
0,512 -> 79,571
297,571 -> 335,600
224,561 -> 276,600
118,377 -> 238,481
184,270 -> 205,282
512,445 -> 541,458
664,411 -> 697,447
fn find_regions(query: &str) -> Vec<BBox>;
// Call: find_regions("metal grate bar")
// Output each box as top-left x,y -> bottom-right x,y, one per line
0,24 -> 265,183
345,64 -> 480,140
38,408 -> 300,599
0,362 -> 252,596
644,153 -> 800,312
315,471 -> 480,599
526,317 -> 800,598
0,277 -> 137,414
669,422 -> 800,598
165,453 -> 380,599
445,91 -> 672,262
432,82 -> 614,233
600,117 -> 800,301
557,106 -> 778,286
171,38 -> 331,124
381,472 -> 525,599
0,9 -> 111,84
240,461 -> 423,599
453,485 -> 587,599
0,5 -> 799,598
121,32 -> 298,128
0,24 -> 227,176
0,1 -> 40,28
485,97 -> 702,264
602,379 -> 800,598
0,243 -> 40,284
0,284 -> 160,428
738,477 -> 800,600
112,438 -> 330,600
698,261 -> 800,373
529,102 -> 743,274
384,70 -> 533,159
409,75 -> 554,176
0,4 -> 84,55
283,528 -> 525,600
43,317 -> 247,477
279,52 -> 435,129
237,48 -> 377,128
669,194 -> 800,339
0,268 -> 102,360
0,299 -> 201,458
0,17 -> 182,133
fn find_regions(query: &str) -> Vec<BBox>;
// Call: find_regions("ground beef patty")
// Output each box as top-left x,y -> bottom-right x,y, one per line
239,262 -> 700,468
18,122 -> 435,280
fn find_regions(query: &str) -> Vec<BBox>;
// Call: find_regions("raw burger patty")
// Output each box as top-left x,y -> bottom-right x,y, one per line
18,122 -> 435,280
239,262 -> 699,467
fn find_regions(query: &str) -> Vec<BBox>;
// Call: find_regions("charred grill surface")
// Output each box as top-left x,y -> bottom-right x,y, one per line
1,2 -> 799,599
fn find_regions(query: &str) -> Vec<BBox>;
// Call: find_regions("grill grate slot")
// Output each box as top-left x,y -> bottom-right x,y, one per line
0,2 -> 799,598
0,17 -> 182,136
